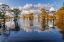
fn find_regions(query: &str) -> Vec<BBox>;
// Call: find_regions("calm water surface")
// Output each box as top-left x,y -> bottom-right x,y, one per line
0,18 -> 64,42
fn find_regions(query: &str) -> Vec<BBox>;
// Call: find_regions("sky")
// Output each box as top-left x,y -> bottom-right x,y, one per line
0,0 -> 63,8
0,0 -> 64,15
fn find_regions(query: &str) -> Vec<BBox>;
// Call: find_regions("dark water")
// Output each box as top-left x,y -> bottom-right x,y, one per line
0,18 -> 64,42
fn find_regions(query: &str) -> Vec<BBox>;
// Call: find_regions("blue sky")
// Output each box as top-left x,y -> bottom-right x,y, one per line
0,0 -> 64,15
0,0 -> 64,9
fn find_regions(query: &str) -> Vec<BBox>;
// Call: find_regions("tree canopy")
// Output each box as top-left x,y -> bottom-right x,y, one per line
11,8 -> 21,16
41,9 -> 48,18
56,6 -> 64,19
0,11 -> 5,17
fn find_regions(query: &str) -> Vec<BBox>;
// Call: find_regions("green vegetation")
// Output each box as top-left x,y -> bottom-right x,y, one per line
0,2 -> 64,20
11,8 -> 21,17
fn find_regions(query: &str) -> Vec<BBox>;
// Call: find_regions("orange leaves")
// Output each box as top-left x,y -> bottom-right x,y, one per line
38,9 -> 48,18
55,20 -> 64,31
56,6 -> 64,19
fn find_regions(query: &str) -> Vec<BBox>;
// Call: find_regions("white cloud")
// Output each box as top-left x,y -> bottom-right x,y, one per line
11,7 -> 17,10
11,7 -> 14,10
34,3 -> 54,10
0,2 -> 57,17
10,3 -> 56,15
18,6 -> 23,10
20,3 -> 55,15
49,7 -> 56,11
18,4 -> 33,10
23,4 -> 33,10
21,10 -> 30,15
30,10 -> 41,14
21,10 -> 41,15
0,3 -> 2,5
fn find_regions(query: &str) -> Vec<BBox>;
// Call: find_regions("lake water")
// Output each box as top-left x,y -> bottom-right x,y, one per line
0,18 -> 64,42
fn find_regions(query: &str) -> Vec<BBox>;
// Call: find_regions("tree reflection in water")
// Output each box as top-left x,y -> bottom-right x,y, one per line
13,18 -> 20,32
0,18 -> 64,41
0,18 -> 20,42
38,18 -> 40,23
29,19 -> 33,27
41,19 -> 46,31
56,19 -> 64,40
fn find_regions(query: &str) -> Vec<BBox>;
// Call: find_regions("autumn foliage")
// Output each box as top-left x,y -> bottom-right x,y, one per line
56,6 -> 64,19
38,9 -> 47,18
55,20 -> 64,31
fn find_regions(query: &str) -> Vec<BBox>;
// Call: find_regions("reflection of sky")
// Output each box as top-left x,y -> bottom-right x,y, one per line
5,18 -> 57,33
5,19 -> 15,29
17,18 -> 57,33
0,18 -> 64,42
